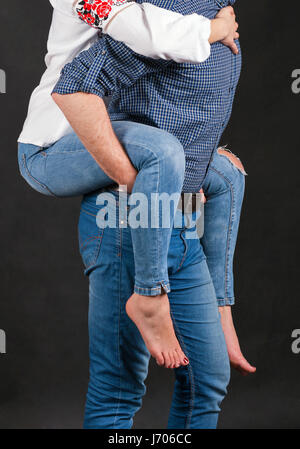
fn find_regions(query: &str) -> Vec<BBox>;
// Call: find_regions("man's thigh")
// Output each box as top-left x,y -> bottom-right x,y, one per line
167,245 -> 230,428
79,196 -> 150,402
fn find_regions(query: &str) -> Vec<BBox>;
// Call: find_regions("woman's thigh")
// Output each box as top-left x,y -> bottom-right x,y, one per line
18,120 -> 184,198
18,133 -> 113,197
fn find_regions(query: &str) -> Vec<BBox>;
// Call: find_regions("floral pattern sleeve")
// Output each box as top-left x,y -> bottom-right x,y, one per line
74,0 -> 131,29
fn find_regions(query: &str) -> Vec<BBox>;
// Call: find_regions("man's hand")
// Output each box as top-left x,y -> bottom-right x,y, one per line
209,6 -> 239,55
52,92 -> 137,192
219,306 -> 257,376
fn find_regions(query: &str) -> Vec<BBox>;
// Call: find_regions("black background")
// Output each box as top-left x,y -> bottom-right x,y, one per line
0,1 -> 299,429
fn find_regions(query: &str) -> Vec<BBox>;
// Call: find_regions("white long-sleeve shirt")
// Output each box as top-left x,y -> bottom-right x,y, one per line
18,0 -> 211,147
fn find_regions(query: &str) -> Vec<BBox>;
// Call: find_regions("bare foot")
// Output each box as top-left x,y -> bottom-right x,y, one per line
126,293 -> 189,369
219,306 -> 257,376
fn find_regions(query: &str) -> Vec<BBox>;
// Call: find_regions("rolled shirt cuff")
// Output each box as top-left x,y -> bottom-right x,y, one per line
52,40 -> 108,98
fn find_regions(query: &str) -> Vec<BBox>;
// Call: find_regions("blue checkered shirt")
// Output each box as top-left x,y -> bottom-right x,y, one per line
53,0 -> 241,192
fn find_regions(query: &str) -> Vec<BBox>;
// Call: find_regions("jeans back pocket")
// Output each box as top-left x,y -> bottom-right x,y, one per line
78,203 -> 104,275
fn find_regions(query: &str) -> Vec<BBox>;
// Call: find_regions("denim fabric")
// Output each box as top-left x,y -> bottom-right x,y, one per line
18,121 -> 186,295
79,191 -> 230,429
202,149 -> 246,306
18,130 -> 245,304
53,0 -> 241,192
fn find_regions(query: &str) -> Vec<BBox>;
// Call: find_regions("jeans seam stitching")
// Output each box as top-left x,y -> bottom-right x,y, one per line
127,143 -> 170,286
80,208 -> 98,217
79,207 -> 104,270
46,149 -> 87,155
154,159 -> 161,284
22,154 -> 57,197
175,229 -> 189,273
209,166 -> 234,300
80,234 -> 103,251
113,227 -> 122,428
170,312 -> 195,429
83,232 -> 103,271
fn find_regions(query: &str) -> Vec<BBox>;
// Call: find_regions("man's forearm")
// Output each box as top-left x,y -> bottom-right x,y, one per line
52,92 -> 137,191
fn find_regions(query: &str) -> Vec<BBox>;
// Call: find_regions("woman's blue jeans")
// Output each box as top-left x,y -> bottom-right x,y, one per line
18,121 -> 245,306
79,191 -> 231,429
18,121 -> 186,296
201,148 -> 245,306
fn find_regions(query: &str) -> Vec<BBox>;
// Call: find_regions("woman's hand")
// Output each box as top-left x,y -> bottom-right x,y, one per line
209,6 -> 239,55
199,188 -> 207,204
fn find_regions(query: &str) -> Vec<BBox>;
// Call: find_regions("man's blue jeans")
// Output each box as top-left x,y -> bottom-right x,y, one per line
79,191 -> 231,429
18,120 -> 246,427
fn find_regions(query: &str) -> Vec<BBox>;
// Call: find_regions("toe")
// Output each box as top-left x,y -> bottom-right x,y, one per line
155,352 -> 165,367
177,348 -> 189,366
173,349 -> 181,368
173,359 -> 180,369
239,357 -> 257,374
163,352 -> 172,369
169,352 -> 177,369
182,355 -> 189,366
